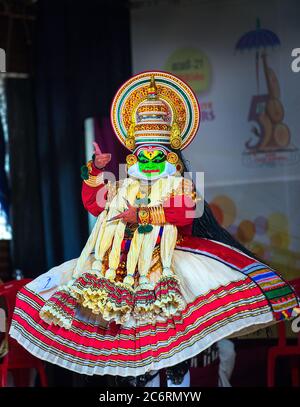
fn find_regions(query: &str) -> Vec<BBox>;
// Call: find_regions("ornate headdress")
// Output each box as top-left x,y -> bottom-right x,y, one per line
110,71 -> 200,154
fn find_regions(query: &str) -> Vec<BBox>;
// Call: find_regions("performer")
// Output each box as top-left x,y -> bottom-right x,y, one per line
9,71 -> 299,387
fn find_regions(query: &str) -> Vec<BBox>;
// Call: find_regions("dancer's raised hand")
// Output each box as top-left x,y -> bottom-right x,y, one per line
93,142 -> 112,169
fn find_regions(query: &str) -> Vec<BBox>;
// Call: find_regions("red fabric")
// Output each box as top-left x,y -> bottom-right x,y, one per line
163,195 -> 195,227
267,278 -> 300,387
13,278 -> 265,363
81,163 -> 107,217
177,236 -> 257,269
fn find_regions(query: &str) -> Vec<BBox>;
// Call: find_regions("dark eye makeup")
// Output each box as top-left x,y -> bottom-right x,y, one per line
137,151 -> 166,164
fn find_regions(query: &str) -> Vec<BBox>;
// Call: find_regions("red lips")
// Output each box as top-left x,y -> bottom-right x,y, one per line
142,169 -> 160,173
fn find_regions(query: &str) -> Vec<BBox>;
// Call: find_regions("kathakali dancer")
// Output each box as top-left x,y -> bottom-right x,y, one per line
9,71 -> 300,386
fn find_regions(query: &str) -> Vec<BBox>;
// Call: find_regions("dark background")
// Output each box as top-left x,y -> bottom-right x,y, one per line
0,0 -> 132,279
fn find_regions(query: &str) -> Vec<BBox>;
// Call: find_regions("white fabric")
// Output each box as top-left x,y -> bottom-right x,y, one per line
217,339 -> 236,387
31,257 -> 79,299
172,250 -> 247,303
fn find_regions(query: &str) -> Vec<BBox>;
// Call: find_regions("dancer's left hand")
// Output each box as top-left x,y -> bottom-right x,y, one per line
109,199 -> 138,224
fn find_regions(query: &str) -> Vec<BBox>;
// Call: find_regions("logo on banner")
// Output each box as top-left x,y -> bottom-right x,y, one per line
242,53 -> 299,168
164,47 -> 211,93
199,101 -> 215,122
0,48 -> 6,73
164,47 -> 215,122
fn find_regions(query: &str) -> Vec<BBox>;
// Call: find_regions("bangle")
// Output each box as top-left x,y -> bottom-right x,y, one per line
149,205 -> 166,225
83,173 -> 104,187
137,205 -> 166,226
83,160 -> 104,187
138,207 -> 150,225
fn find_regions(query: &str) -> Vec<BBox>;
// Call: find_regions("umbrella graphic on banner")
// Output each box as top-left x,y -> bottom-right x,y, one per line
235,19 -> 293,153
235,18 -> 280,94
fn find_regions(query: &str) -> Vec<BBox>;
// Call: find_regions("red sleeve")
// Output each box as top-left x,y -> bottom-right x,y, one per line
163,195 -> 196,227
81,162 -> 108,217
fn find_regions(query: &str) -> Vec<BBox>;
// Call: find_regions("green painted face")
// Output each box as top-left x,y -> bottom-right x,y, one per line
137,150 -> 166,178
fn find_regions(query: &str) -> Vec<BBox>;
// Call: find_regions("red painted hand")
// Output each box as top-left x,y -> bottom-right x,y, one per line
93,142 -> 112,169
109,199 -> 138,224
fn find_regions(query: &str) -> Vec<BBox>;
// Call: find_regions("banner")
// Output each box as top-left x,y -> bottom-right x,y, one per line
131,0 -> 300,279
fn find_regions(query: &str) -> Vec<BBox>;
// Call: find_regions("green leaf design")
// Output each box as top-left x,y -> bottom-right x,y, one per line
80,165 -> 89,180
138,224 -> 153,234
